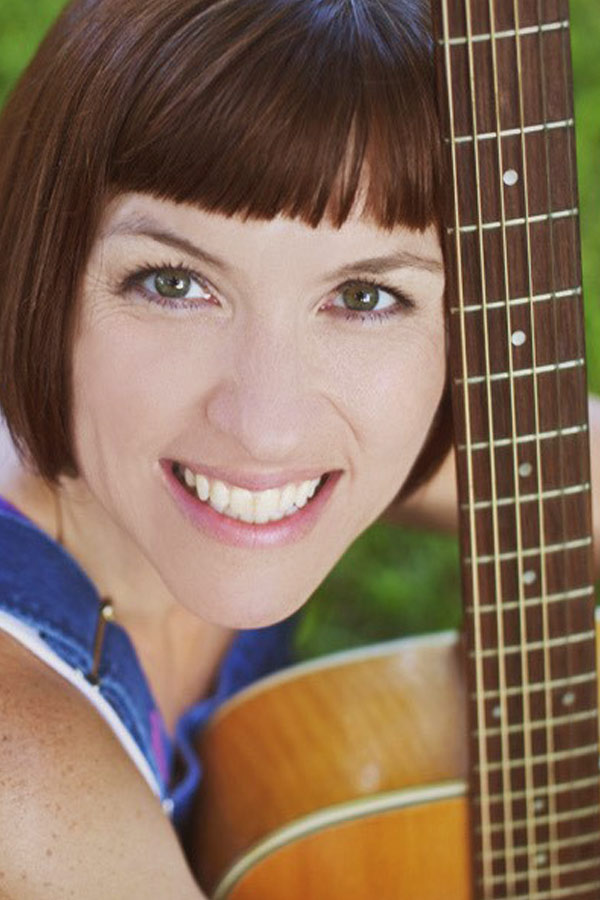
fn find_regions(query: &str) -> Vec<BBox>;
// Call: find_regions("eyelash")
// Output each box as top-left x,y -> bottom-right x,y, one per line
118,261 -> 416,324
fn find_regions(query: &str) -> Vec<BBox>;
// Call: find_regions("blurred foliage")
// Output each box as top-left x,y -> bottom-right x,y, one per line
0,1 -> 598,661
294,526 -> 462,658
0,0 -> 63,101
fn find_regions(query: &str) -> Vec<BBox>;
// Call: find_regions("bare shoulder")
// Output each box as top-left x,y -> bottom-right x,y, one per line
0,632 -> 205,899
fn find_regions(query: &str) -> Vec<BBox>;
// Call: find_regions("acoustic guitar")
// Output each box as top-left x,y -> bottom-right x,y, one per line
190,1 -> 600,897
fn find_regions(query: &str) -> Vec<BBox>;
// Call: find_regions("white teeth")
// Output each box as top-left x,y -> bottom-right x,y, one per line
180,466 -> 324,524
209,480 -> 230,513
229,487 -> 254,520
278,483 -> 297,514
307,480 -> 319,499
254,489 -> 281,524
195,474 -> 210,502
295,481 -> 312,509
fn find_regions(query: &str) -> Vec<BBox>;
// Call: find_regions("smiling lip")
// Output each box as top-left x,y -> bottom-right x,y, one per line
160,460 -> 342,549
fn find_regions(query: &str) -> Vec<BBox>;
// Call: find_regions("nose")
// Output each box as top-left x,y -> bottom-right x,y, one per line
205,318 -> 319,463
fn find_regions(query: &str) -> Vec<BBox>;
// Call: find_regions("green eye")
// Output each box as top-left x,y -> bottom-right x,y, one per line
341,284 -> 379,312
330,280 -> 409,320
153,269 -> 192,298
138,267 -> 212,304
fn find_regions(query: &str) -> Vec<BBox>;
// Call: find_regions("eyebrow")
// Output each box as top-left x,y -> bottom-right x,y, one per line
104,217 -> 233,273
104,215 -> 444,278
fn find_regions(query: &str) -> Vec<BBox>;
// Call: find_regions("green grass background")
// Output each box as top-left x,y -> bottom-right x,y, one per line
1,1 -> 598,660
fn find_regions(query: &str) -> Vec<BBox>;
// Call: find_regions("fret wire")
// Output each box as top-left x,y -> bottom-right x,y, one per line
439,20 -> 568,47
461,482 -> 590,511
474,743 -> 599,772
478,802 -> 600,834
471,670 -> 597,700
450,285 -> 581,314
448,207 -> 578,234
469,629 -> 595,659
464,584 -> 595,614
466,535 -> 592,564
483,854 -> 600,887
458,423 -> 588,452
501,879 -> 600,900
477,708 -> 597,738
456,358 -> 584,385
474,774 -> 600,804
482,1 -> 520,885
449,117 -> 573,144
441,0 -> 496,879
483,830 -> 600,862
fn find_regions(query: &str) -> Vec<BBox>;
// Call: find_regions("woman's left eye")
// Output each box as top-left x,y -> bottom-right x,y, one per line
329,281 -> 414,321
139,267 -> 212,303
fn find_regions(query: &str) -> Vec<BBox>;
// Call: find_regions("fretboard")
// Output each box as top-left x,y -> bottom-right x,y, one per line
430,0 -> 600,897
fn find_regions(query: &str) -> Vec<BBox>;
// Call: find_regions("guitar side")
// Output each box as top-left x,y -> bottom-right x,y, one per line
211,785 -> 470,900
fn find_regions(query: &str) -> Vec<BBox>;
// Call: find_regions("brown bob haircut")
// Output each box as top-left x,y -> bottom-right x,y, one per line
0,0 -> 451,499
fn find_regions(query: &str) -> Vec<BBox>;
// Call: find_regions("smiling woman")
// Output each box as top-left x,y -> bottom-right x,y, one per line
0,1 -> 449,897
73,194 -> 446,629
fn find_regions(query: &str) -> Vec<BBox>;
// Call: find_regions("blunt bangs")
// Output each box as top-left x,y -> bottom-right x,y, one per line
107,0 -> 441,229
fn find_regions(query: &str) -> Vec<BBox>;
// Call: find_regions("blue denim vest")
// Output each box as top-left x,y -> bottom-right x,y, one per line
0,498 -> 295,830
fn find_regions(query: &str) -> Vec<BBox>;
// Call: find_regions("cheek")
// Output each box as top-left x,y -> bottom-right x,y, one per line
70,318 -> 212,475
346,328 -> 445,440
341,326 -> 446,502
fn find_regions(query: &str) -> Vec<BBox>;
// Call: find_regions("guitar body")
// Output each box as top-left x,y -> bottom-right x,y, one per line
191,617 -> 600,898
191,629 -> 470,898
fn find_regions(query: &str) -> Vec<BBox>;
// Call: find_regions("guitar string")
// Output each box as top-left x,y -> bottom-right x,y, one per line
491,0 -> 554,891
510,0 -> 552,889
535,0 -> 572,883
478,2 -> 537,891
461,2 -> 526,891
461,3 -> 509,893
481,0 -> 517,891
439,0 -> 494,888
463,1 -> 529,893
555,0 -> 600,879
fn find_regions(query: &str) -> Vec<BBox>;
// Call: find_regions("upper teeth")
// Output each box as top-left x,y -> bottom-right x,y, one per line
180,466 -> 323,524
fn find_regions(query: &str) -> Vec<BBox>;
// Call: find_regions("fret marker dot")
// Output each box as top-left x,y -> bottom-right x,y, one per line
519,462 -> 533,478
523,570 -> 537,586
533,797 -> 546,814
535,851 -> 548,867
511,330 -> 527,347
503,168 -> 519,186
492,704 -> 502,720
562,691 -> 576,706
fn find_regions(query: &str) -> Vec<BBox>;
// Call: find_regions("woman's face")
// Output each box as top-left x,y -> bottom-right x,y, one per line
72,192 -> 445,627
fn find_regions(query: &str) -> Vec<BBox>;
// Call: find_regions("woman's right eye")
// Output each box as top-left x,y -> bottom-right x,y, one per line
139,267 -> 213,304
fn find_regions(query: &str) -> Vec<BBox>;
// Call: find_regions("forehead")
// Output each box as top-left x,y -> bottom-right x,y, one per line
97,192 -> 444,282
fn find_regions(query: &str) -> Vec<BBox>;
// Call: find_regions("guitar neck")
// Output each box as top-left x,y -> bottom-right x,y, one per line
430,0 -> 600,896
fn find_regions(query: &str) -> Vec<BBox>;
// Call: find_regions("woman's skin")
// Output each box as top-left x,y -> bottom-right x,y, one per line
0,192 -> 447,897
393,395 -> 600,579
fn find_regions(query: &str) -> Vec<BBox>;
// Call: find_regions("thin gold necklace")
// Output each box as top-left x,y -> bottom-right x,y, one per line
53,488 -> 115,684
53,484 -> 64,546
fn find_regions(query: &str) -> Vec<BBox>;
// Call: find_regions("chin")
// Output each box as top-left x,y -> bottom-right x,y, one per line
162,564 -> 313,630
